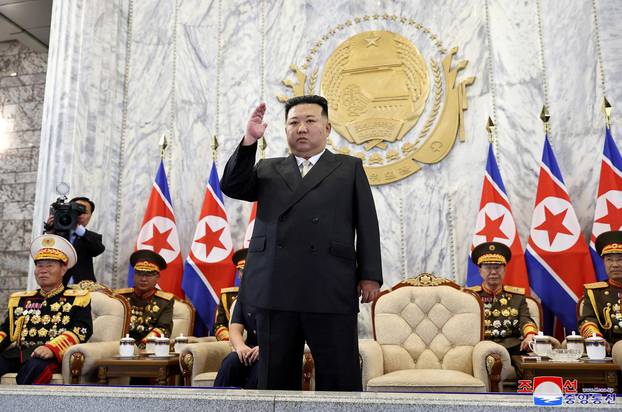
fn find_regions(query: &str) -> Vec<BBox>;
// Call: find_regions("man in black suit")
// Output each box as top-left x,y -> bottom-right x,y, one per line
220,95 -> 382,391
46,196 -> 105,285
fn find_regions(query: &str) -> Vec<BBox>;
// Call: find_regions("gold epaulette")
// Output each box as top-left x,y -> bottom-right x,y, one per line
10,290 -> 38,298
503,285 -> 525,295
466,285 -> 482,292
115,288 -> 134,294
64,288 -> 91,307
585,281 -> 609,289
221,287 -> 239,294
155,290 -> 174,301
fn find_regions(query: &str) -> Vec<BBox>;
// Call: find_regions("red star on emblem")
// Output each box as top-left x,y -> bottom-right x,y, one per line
142,225 -> 174,255
595,199 -> 622,231
534,206 -> 573,245
197,221 -> 225,254
476,214 -> 508,242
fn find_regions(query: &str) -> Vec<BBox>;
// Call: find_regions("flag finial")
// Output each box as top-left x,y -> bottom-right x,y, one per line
486,117 -> 495,143
603,97 -> 612,128
211,134 -> 219,162
259,136 -> 267,159
540,105 -> 550,134
159,135 -> 168,159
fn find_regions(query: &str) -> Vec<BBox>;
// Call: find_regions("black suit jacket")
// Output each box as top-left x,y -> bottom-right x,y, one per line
220,142 -> 382,314
63,229 -> 105,285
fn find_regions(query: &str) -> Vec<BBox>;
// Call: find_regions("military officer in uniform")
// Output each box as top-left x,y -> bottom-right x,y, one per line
116,250 -> 174,347
467,242 -> 538,355
213,285 -> 258,388
214,248 -> 247,341
579,230 -> 622,346
0,234 -> 93,384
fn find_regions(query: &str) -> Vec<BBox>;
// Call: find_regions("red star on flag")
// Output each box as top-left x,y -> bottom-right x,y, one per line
534,206 -> 573,245
476,214 -> 508,242
142,226 -> 174,255
197,221 -> 226,254
595,199 -> 622,231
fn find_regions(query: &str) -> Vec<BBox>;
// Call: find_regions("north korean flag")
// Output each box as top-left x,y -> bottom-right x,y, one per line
243,202 -> 257,248
590,127 -> 622,280
467,143 -> 530,292
525,135 -> 596,334
182,163 -> 236,335
128,160 -> 184,298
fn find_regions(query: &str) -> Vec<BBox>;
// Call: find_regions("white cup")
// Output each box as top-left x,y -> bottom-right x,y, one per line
174,334 -> 188,354
585,335 -> 606,360
119,334 -> 135,357
154,337 -> 170,357
529,334 -> 552,356
145,337 -> 157,353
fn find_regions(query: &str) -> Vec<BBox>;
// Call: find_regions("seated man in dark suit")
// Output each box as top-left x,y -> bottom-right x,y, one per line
213,297 -> 258,389
0,234 -> 93,384
214,248 -> 247,341
115,250 -> 174,348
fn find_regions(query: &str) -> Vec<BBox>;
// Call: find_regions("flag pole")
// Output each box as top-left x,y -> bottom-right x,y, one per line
159,134 -> 168,159
603,97 -> 612,129
211,134 -> 219,163
486,117 -> 495,143
540,105 -> 550,135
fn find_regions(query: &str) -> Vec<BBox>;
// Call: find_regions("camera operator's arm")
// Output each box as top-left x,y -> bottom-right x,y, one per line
74,226 -> 105,257
43,214 -> 55,234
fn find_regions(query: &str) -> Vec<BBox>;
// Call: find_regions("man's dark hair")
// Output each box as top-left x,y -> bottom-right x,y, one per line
284,95 -> 329,120
70,196 -> 95,213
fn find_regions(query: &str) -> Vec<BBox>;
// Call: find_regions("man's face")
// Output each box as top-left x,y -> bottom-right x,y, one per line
604,254 -> 622,281
133,271 -> 159,294
35,259 -> 67,290
285,103 -> 331,158
75,199 -> 92,227
479,263 -> 506,290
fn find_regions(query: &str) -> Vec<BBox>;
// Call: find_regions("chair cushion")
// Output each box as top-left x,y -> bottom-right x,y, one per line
192,371 -> 217,387
90,291 -> 126,342
0,372 -> 63,385
366,369 -> 487,393
172,300 -> 192,338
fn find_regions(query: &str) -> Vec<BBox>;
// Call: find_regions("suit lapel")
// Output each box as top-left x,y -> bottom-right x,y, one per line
282,150 -> 342,213
274,155 -> 301,192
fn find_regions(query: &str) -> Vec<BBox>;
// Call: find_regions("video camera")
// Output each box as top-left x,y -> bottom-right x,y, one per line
45,183 -> 87,239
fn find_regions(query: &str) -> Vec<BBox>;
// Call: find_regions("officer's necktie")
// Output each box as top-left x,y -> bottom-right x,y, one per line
300,159 -> 312,177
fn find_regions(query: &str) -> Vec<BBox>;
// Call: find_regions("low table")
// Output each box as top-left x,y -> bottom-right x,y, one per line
96,354 -> 181,386
512,355 -> 620,392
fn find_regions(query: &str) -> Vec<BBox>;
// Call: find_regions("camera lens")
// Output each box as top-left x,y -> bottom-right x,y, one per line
58,214 -> 72,226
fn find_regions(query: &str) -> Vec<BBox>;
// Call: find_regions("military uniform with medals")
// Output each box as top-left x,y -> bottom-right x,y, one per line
214,248 -> 247,341
467,242 -> 538,355
579,231 -> 622,345
116,250 -> 174,346
0,235 -> 93,384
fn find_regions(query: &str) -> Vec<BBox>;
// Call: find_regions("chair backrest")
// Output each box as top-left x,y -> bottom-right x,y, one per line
525,296 -> 543,329
373,273 -> 483,375
171,297 -> 195,338
89,290 -> 130,342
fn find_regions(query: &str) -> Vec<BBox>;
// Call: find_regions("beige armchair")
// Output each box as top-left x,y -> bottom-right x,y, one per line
0,282 -> 130,385
172,297 -> 195,338
360,273 -> 510,392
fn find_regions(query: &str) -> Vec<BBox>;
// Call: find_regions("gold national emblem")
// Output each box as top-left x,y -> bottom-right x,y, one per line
42,237 -> 55,247
278,15 -> 475,185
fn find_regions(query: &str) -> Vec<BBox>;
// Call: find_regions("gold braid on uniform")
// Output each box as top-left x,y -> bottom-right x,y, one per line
45,331 -> 81,361
579,289 -> 608,338
142,327 -> 166,343
215,325 -> 229,341
522,322 -> 538,337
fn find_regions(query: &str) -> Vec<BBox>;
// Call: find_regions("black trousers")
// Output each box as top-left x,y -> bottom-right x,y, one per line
0,352 -> 59,384
213,351 -> 259,389
255,310 -> 361,391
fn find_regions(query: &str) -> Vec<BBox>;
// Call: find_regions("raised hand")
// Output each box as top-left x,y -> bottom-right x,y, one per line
243,103 -> 268,145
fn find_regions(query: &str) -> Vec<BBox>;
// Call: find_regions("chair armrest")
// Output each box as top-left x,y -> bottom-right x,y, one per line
472,340 -> 511,392
187,336 -> 217,343
611,341 -> 622,367
179,341 -> 232,386
358,339 -> 383,391
62,341 -> 121,384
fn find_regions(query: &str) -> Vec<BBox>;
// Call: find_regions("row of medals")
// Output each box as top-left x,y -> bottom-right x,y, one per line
608,302 -> 622,330
129,303 -> 160,333
483,297 -> 520,339
14,300 -> 73,346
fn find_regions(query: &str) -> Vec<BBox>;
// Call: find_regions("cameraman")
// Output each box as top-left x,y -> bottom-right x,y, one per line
45,196 -> 105,285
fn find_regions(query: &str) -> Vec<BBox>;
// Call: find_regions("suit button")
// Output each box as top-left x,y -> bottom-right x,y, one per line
311,217 -> 319,224
310,244 -> 316,251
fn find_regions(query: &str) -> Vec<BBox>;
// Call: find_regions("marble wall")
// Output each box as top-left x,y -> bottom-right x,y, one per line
28,0 -> 622,336
0,40 -> 47,315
